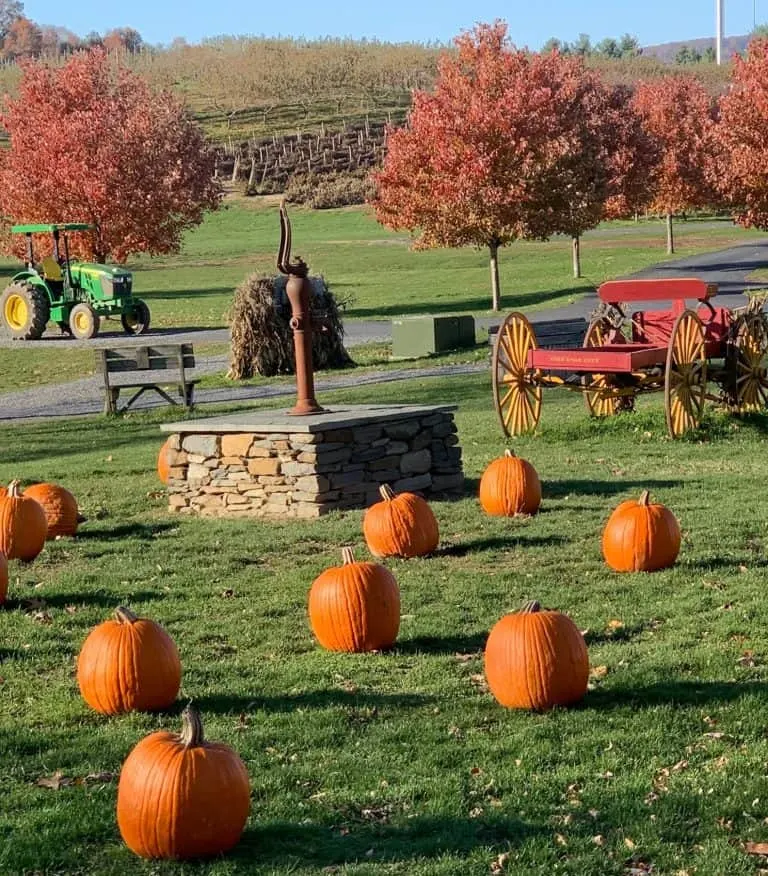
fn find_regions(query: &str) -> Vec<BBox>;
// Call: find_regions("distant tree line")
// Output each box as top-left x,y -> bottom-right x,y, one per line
540,33 -> 641,59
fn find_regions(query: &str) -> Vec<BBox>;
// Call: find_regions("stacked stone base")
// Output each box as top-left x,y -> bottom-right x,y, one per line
161,405 -> 463,518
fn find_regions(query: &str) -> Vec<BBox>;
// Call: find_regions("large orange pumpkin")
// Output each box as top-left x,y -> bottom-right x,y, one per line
24,483 -> 79,539
602,490 -> 681,572
0,480 -> 48,561
479,450 -> 541,516
0,551 -> 7,605
157,438 -> 171,484
77,606 -> 182,714
117,705 -> 250,859
309,547 -> 400,652
363,484 -> 439,558
484,600 -> 589,710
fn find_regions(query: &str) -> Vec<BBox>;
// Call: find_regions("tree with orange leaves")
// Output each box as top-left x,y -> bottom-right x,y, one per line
0,49 -> 221,263
716,38 -> 768,231
371,22 -> 619,308
632,75 -> 718,253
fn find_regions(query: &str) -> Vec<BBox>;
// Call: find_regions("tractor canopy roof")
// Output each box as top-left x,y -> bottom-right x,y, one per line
11,223 -> 93,234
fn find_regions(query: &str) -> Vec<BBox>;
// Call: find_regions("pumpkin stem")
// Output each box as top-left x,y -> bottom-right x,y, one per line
638,490 -> 651,507
341,546 -> 356,565
114,606 -> 139,624
504,449 -> 516,458
7,480 -> 21,498
521,600 -> 541,614
180,704 -> 205,748
379,484 -> 396,501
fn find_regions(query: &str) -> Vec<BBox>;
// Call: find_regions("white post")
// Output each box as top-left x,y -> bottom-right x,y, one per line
716,0 -> 724,65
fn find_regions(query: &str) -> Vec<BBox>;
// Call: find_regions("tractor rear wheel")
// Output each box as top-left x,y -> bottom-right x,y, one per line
121,299 -> 150,335
69,303 -> 100,340
0,281 -> 50,340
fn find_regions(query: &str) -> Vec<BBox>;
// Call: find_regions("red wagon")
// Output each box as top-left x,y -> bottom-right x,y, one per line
492,278 -> 768,439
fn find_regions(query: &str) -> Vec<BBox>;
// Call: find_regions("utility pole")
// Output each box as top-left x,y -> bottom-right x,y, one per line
716,0 -> 724,65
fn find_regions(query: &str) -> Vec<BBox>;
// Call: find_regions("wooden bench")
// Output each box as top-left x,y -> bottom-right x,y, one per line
96,344 -> 200,414
488,316 -> 587,349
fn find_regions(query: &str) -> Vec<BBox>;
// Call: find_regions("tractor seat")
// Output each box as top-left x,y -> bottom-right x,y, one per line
40,256 -> 63,282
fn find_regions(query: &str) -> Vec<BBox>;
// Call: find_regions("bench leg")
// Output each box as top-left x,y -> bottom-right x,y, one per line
185,385 -> 195,408
104,388 -> 119,415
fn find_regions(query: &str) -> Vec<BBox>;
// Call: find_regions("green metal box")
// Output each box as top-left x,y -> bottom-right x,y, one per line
391,315 -> 476,358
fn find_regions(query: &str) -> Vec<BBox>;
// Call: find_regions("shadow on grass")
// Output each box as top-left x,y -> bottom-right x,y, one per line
395,633 -> 486,655
3,590 -> 162,611
0,647 -> 29,661
77,522 -> 177,541
685,556 -> 768,570
586,680 -> 768,710
544,478 -> 684,499
347,286 -> 589,319
584,621 -> 652,646
234,814 -> 540,868
435,534 -> 568,557
191,690 -> 434,715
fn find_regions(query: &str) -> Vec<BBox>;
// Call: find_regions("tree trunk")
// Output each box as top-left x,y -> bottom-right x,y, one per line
489,241 -> 501,312
572,235 -> 581,279
666,212 -> 675,254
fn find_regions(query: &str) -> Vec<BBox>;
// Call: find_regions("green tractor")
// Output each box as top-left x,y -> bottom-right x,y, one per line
0,223 -> 150,340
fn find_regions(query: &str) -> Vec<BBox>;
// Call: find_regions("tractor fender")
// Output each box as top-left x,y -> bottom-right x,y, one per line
9,270 -> 52,298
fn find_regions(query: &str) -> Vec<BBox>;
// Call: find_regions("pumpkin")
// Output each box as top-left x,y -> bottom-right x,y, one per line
479,450 -> 541,517
77,606 -> 182,715
157,438 -> 171,484
363,484 -> 439,558
24,483 -> 79,538
0,550 -> 7,605
484,600 -> 589,710
309,547 -> 400,652
117,705 -> 250,859
602,490 -> 681,572
0,480 -> 47,561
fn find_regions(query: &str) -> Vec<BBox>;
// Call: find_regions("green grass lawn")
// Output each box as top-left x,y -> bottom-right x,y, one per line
3,375 -> 768,874
128,200 -> 765,328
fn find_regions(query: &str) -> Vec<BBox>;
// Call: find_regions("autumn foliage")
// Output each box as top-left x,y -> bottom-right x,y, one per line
0,49 -> 221,262
716,38 -> 768,230
632,76 -> 718,219
371,22 -> 654,306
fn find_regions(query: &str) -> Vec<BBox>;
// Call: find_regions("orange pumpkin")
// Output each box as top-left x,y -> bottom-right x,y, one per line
363,484 -> 439,558
77,606 -> 182,715
0,550 -> 7,605
157,438 -> 171,484
602,490 -> 681,572
24,483 -> 79,539
484,600 -> 589,710
309,547 -> 400,652
117,705 -> 250,859
479,450 -> 541,517
0,480 -> 48,561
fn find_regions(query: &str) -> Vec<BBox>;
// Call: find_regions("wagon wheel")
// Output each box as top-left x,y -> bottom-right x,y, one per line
731,310 -> 768,412
665,310 -> 707,438
492,312 -> 542,437
581,318 -> 634,416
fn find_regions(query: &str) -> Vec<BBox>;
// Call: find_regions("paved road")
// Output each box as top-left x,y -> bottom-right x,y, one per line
2,237 -> 768,422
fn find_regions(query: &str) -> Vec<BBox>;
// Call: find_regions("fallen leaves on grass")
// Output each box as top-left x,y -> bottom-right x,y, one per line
36,770 -> 116,790
490,851 -> 511,873
744,842 -> 768,856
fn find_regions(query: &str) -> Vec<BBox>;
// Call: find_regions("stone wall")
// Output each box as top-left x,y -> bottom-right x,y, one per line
165,409 -> 463,518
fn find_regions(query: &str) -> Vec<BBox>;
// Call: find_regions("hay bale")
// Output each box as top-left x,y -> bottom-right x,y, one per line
228,274 -> 353,379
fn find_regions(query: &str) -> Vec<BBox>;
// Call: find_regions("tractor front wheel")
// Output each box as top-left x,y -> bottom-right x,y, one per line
121,299 -> 150,336
69,303 -> 100,340
0,281 -> 50,340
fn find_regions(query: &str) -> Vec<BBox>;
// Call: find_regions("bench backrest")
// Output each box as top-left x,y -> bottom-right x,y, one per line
599,278 -> 718,305
97,344 -> 195,374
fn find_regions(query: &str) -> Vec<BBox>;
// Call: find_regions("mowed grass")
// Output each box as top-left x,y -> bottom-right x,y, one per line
129,203 -> 764,327
3,375 -> 768,874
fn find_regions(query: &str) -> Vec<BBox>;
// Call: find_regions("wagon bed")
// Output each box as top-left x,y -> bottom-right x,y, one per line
492,278 -> 768,439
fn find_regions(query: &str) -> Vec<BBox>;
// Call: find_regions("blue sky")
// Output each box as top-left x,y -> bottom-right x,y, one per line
23,0 -> 766,48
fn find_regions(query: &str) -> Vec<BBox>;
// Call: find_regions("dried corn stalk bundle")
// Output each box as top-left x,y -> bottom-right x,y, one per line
228,274 -> 352,378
